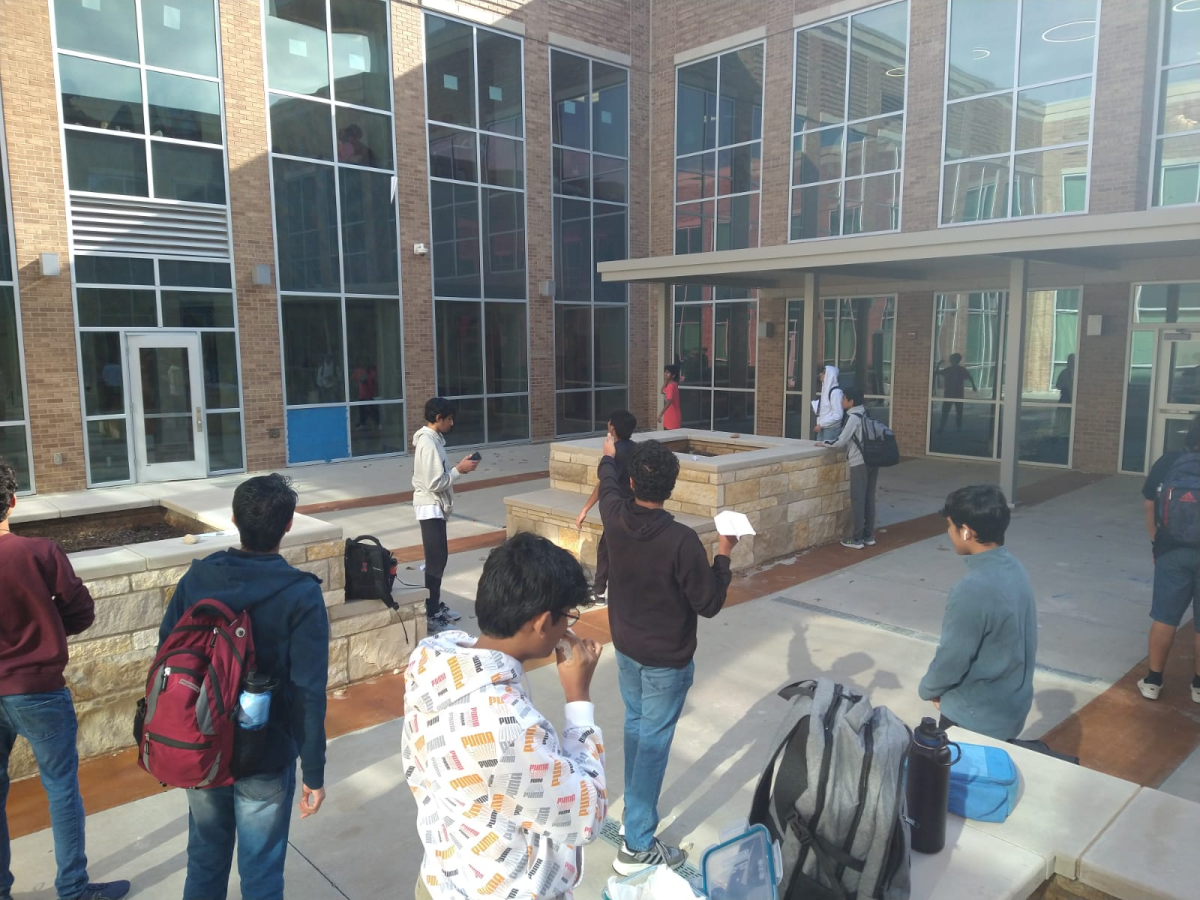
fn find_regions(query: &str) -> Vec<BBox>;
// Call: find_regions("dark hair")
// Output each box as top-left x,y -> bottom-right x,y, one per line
664,364 -> 680,382
608,409 -> 637,440
1187,414 -> 1200,451
842,386 -> 865,405
0,459 -> 17,523
232,474 -> 298,552
629,439 -> 680,503
941,485 -> 1010,545
424,397 -> 457,423
949,353 -> 963,365
476,533 -> 591,638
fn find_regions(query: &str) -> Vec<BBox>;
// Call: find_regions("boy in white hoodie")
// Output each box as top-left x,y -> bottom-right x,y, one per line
413,397 -> 479,632
813,365 -> 845,441
402,533 -> 606,900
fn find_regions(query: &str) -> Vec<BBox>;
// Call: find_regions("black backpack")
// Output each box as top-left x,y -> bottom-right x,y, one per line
852,411 -> 900,468
344,535 -> 400,609
1155,451 -> 1200,545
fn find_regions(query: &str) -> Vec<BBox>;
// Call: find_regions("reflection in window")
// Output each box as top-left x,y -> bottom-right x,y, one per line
268,0 -> 404,462
791,2 -> 907,240
552,50 -> 630,435
0,105 -> 27,487
427,14 -> 527,445
673,296 -> 757,433
1152,1 -> 1200,207
813,296 -> 895,429
943,0 -> 1098,224
54,0 -> 226,204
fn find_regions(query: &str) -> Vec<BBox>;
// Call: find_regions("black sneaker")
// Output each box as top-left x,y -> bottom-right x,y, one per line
74,883 -> 132,900
426,613 -> 454,635
438,602 -> 462,622
613,838 -> 687,875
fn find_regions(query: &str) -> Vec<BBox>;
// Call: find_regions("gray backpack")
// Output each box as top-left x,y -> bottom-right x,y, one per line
750,679 -> 911,900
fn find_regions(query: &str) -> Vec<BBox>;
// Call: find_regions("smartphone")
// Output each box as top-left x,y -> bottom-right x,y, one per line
468,451 -> 482,461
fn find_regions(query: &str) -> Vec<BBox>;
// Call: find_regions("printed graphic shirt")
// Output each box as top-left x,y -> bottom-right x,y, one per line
402,631 -> 607,899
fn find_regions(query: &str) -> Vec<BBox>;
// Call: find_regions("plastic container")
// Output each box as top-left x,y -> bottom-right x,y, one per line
237,670 -> 272,730
701,824 -> 779,900
601,866 -> 705,900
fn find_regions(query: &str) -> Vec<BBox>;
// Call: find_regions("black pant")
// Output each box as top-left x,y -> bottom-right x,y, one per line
420,517 -> 448,618
594,533 -> 610,593
940,400 -> 964,430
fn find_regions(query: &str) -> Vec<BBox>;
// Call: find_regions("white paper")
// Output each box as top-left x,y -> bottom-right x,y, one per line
163,5 -> 181,29
348,53 -> 366,72
714,510 -> 756,537
811,399 -> 820,414
289,38 -> 307,58
443,73 -> 459,91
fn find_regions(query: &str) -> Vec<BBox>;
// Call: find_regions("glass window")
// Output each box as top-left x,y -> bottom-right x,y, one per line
1122,330 -> 1156,473
159,259 -> 231,288
552,52 -> 589,149
593,62 -> 628,157
593,203 -> 627,304
346,298 -> 403,400
281,297 -> 345,405
207,411 -> 243,471
349,401 -> 405,457
65,131 -> 148,196
719,46 -> 764,146
336,108 -> 393,169
331,0 -> 391,111
594,306 -> 627,388
87,419 -> 131,483
270,95 -> 334,160
791,4 -> 907,240
143,0 -> 219,77
339,168 -> 398,294
0,289 -> 25,424
677,57 -> 717,155
161,291 -> 235,328
147,72 -> 222,144
485,302 -> 526,394
435,300 -> 484,396
431,180 -> 481,298
77,288 -> 157,327
75,255 -> 154,285
480,135 -> 524,188
425,15 -> 475,128
482,189 -> 525,300
60,56 -> 145,134
54,0 -> 140,63
273,158 -> 340,292
151,143 -> 225,203
265,0 -> 330,99
944,0 -> 1098,224
554,198 -> 591,303
430,124 -> 477,181
201,332 -> 240,409
1153,3 -> 1200,207
477,31 -> 523,136
80,331 -> 126,416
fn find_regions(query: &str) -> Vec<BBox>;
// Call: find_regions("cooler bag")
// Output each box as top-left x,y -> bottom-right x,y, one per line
947,743 -> 1018,823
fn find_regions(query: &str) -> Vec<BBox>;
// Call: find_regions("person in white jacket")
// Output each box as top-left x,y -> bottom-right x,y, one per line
413,397 -> 479,632
402,533 -> 607,900
813,365 -> 845,441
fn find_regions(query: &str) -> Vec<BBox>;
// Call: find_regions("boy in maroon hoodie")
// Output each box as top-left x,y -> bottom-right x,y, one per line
0,460 -> 129,900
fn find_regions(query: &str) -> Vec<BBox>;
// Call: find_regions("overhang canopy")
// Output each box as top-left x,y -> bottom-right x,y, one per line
597,207 -> 1200,292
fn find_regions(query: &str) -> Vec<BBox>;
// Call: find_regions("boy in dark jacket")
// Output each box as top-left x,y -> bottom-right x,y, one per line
0,459 -> 130,900
575,409 -> 638,599
598,437 -> 737,874
160,474 -> 329,900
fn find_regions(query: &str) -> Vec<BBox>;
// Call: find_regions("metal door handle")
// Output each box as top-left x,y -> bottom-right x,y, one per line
195,407 -> 204,433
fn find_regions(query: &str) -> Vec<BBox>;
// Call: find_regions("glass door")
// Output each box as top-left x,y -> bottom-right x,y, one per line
1151,329 -> 1200,458
127,332 -> 207,482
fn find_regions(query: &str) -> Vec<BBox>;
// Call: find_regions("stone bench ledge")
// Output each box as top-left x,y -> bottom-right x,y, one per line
505,488 -> 718,534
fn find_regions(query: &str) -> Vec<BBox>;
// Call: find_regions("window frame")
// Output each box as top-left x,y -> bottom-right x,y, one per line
938,0 -> 1102,227
1148,0 -> 1200,209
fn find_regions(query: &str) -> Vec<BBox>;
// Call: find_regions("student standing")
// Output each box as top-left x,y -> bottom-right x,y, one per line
412,397 -> 480,633
598,437 -> 737,874
813,365 -> 845,441
575,410 -> 637,600
824,387 -> 878,550
919,485 -> 1037,741
659,365 -> 682,430
402,533 -> 606,900
937,353 -> 976,432
0,460 -> 130,900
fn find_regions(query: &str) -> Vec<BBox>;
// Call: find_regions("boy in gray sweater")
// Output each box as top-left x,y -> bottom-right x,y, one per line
919,485 -> 1038,741
823,387 -> 877,550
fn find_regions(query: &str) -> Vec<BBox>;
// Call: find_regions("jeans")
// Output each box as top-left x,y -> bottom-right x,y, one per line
1151,546 -> 1200,628
419,517 -> 449,618
183,765 -> 296,900
615,651 -> 694,852
817,424 -> 842,442
0,689 -> 88,900
849,464 -> 878,542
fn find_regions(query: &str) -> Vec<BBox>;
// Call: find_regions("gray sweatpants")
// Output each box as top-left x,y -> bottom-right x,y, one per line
850,464 -> 878,542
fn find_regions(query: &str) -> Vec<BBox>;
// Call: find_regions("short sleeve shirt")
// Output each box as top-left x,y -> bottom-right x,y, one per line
1144,452 -> 1183,554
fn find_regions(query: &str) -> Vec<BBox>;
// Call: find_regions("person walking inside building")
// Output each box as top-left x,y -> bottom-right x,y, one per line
160,473 -> 329,900
813,365 -> 845,441
824,387 -> 878,550
937,352 -> 976,432
575,409 -> 638,601
402,533 -> 606,899
1137,414 -> 1200,703
659,364 -> 682,430
598,436 -> 737,874
0,459 -> 130,900
919,485 -> 1037,741
412,397 -> 480,633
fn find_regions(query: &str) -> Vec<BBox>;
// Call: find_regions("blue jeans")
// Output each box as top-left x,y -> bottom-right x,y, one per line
183,765 -> 296,900
817,424 -> 842,442
615,651 -> 694,852
0,689 -> 88,900
1151,546 -> 1200,628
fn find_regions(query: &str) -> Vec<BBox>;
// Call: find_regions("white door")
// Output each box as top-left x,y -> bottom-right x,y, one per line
1151,328 -> 1200,459
127,332 -> 208,482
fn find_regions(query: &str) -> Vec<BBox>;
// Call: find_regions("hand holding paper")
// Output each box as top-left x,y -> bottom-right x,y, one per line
714,510 -> 756,537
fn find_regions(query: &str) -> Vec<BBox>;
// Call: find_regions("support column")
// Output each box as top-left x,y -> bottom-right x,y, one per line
800,272 -> 819,438
999,259 -> 1028,503
654,283 -> 667,427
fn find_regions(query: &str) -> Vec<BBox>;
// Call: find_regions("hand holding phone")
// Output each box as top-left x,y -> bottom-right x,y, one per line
468,451 -> 482,461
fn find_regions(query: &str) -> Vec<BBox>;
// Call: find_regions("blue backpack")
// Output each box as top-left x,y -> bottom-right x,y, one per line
948,743 -> 1018,823
1156,451 -> 1200,545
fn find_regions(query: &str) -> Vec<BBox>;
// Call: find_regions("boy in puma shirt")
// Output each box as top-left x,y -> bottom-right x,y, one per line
597,437 -> 737,874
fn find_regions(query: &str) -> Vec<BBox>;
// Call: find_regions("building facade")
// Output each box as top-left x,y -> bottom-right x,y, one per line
0,0 -> 1194,495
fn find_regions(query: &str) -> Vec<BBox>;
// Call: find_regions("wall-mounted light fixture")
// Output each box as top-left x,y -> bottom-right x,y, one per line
252,264 -> 273,286
39,252 -> 61,277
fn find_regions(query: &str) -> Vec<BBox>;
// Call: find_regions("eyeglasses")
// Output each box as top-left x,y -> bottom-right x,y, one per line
562,608 -> 581,627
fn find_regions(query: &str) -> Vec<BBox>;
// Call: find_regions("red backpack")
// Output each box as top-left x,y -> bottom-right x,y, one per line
135,599 -> 256,789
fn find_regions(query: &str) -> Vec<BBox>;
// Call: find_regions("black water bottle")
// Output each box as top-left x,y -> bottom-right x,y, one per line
906,717 -> 956,854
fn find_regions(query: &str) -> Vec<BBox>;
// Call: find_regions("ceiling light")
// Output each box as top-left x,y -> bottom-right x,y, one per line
972,48 -> 990,60
885,66 -> 906,77
1041,20 -> 1097,43
1173,1 -> 1200,12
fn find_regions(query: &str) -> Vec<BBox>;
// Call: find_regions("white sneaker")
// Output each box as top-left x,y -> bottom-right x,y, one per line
864,537 -> 877,547
841,539 -> 865,550
1137,678 -> 1162,700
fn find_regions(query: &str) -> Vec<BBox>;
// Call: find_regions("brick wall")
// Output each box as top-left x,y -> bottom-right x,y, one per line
892,291 -> 934,458
1072,283 -> 1131,474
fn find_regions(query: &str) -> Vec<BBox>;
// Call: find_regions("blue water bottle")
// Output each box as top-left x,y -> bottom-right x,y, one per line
237,671 -> 272,730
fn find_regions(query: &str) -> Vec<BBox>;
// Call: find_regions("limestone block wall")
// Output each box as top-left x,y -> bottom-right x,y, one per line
9,527 -> 423,781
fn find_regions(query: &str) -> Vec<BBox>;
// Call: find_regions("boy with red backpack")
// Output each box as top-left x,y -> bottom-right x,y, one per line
1139,415 -> 1200,703
155,474 -> 329,900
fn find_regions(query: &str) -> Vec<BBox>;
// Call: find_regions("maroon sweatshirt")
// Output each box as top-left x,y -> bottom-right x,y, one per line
0,533 -> 95,695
